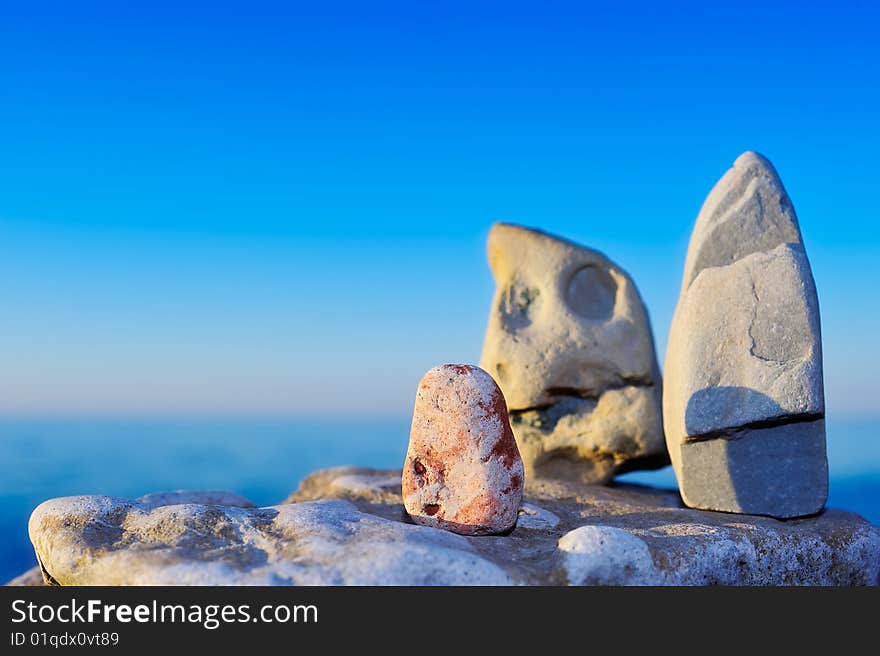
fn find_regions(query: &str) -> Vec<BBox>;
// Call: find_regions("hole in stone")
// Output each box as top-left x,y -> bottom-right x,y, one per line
500,279 -> 541,330
413,459 -> 426,476
566,265 -> 616,320
423,504 -> 441,516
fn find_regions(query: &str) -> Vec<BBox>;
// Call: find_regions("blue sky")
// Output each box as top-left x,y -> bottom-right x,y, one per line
0,1 -> 877,417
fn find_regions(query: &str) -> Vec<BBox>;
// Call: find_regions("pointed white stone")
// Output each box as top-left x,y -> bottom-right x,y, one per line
664,152 -> 827,518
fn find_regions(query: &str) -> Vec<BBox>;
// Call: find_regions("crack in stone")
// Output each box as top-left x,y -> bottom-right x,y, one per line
510,379 -> 658,435
683,411 -> 824,444
511,376 -> 655,414
746,274 -> 774,364
747,265 -> 792,365
37,556 -> 61,586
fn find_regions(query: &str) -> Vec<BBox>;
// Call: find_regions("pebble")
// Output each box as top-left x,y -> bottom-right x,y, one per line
402,364 -> 525,535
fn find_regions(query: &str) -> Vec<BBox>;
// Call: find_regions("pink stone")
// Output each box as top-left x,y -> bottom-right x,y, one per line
402,364 -> 525,535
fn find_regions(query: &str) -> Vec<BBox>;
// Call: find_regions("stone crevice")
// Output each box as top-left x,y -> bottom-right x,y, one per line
510,376 -> 656,415
682,411 -> 825,444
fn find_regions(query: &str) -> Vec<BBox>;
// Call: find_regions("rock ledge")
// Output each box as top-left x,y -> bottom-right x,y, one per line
21,468 -> 880,586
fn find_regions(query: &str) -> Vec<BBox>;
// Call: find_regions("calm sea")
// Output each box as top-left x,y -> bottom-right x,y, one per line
1,416 -> 877,583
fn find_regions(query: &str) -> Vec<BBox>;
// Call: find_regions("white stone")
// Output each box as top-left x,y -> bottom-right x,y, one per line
558,525 -> 658,585
517,503 -> 561,530
480,223 -> 665,484
664,152 -> 827,518
28,496 -> 512,586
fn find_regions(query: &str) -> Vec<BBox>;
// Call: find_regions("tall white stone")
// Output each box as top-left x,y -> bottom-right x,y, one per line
664,152 -> 827,518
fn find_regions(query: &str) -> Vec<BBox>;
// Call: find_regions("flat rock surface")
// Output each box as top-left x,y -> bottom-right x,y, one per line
25,467 -> 880,586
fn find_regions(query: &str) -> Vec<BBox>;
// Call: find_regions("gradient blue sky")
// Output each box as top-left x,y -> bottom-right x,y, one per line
0,2 -> 877,418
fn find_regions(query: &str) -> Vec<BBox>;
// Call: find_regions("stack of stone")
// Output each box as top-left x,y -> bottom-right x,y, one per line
391,151 -> 829,541
468,150 -> 827,523
19,151 -> 873,588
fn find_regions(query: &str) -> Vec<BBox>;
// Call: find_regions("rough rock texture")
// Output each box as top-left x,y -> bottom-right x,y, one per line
29,494 -> 511,586
29,490 -> 259,586
136,490 -> 256,510
27,468 -> 880,586
664,152 -> 827,518
403,364 -> 524,535
479,223 -> 666,484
